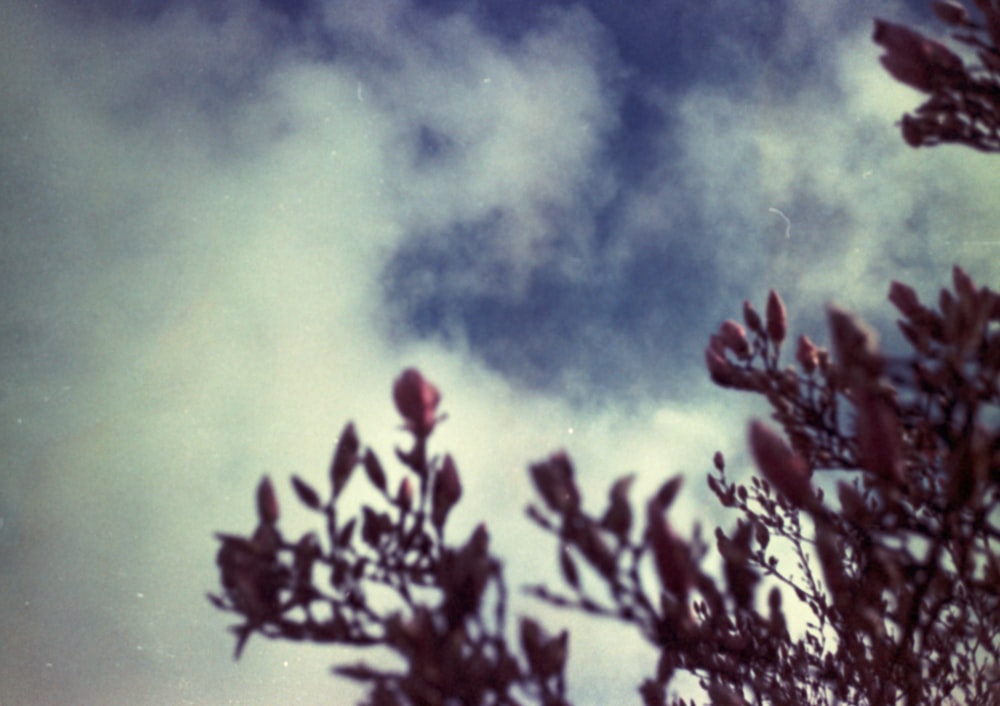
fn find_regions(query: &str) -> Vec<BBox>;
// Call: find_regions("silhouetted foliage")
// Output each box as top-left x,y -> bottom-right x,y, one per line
210,369 -> 571,705
210,4 -> 1000,704
875,0 -> 1000,151
534,271 -> 1000,705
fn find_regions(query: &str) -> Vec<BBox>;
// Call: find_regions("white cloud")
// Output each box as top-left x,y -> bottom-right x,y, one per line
339,1 -> 621,294
0,2 -> 645,704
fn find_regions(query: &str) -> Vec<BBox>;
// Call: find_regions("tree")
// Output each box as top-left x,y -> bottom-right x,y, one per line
209,4 -> 1000,705
874,0 -> 1000,151
210,369 -> 573,705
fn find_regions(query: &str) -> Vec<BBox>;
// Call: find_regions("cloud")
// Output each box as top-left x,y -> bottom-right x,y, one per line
630,19 -> 1000,343
0,1 -> 652,704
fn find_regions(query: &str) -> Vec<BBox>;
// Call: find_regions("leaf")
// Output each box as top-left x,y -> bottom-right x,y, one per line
256,476 -> 279,524
337,517 -> 357,547
330,423 -> 360,497
601,474 -> 634,538
291,475 -> 323,510
361,507 -> 382,546
362,448 -> 387,493
755,521 -> 770,550
333,662 -> 384,681
655,475 -> 684,511
231,624 -> 253,660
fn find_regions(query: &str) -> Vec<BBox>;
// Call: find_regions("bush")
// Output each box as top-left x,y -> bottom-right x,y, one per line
210,267 -> 1000,705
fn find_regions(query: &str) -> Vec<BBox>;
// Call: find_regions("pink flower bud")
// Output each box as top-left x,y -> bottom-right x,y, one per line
795,334 -> 819,374
705,346 -> 739,387
393,368 -> 441,437
719,320 -> 751,357
827,305 -> 882,378
933,0 -> 970,25
748,420 -> 812,508
256,476 -> 279,525
889,280 -> 923,318
766,290 -> 787,344
743,300 -> 763,333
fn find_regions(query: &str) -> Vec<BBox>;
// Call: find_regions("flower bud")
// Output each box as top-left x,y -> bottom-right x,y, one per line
828,305 -> 882,378
719,320 -> 751,357
748,420 -> 812,508
256,476 -> 279,525
795,334 -> 819,374
705,347 -> 739,387
743,300 -> 763,333
766,289 -> 787,344
393,368 -> 441,437
932,0 -> 969,25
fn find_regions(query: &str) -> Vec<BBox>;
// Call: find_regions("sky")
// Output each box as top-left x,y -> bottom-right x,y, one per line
0,0 -> 997,704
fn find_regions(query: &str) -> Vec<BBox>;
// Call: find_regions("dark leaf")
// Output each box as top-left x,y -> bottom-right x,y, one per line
291,475 -> 323,510
330,423 -> 360,497
337,517 -> 357,547
333,662 -> 384,681
655,475 -> 684,511
362,448 -> 387,493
